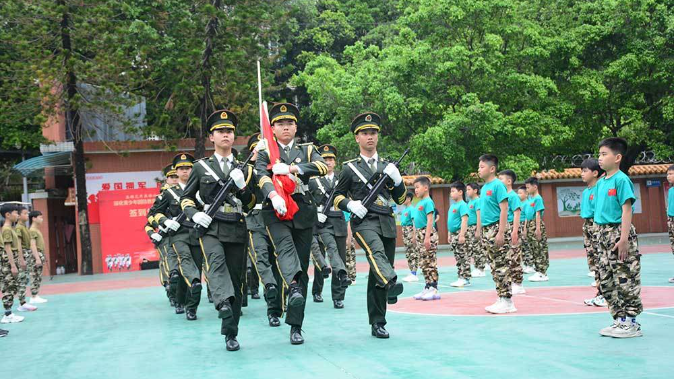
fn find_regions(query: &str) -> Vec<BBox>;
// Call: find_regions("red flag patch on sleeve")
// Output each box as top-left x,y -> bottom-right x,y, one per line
608,189 -> 617,196
486,190 -> 493,196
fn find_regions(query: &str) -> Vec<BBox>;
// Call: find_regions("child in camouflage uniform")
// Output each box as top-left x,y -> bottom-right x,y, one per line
498,170 -> 525,295
517,186 -> 534,272
667,165 -> 674,284
1,203 -> 26,324
15,207 -> 38,310
595,137 -> 642,338
466,183 -> 487,277
580,159 -> 606,307
412,176 -> 440,301
447,182 -> 471,287
400,192 -> 420,282
524,177 -> 549,282
478,155 -> 516,314
28,211 -> 48,304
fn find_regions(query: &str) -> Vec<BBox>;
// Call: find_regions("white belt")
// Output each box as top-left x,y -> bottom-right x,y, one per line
253,204 -> 262,210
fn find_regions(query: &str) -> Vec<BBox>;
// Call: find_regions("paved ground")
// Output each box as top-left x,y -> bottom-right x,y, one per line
2,240 -> 673,379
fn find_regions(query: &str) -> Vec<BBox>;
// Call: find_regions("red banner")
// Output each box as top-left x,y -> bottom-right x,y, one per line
98,188 -> 160,273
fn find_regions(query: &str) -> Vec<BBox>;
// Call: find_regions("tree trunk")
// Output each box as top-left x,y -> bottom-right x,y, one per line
60,1 -> 93,275
195,0 -> 222,159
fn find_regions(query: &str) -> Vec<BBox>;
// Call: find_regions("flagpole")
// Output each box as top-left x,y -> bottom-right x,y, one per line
257,60 -> 263,136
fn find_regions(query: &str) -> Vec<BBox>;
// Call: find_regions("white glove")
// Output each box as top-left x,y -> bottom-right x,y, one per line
150,233 -> 162,243
347,200 -> 368,219
230,168 -> 246,189
272,163 -> 291,175
383,163 -> 403,186
254,138 -> 268,152
270,192 -> 287,215
317,213 -> 328,223
192,212 -> 212,228
317,205 -> 324,213
158,225 -> 168,233
203,204 -> 210,212
164,219 -> 180,232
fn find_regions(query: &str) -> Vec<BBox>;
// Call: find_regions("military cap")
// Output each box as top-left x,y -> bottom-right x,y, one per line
172,153 -> 194,169
206,109 -> 238,133
350,112 -> 381,134
318,144 -> 337,159
247,132 -> 262,152
163,164 -> 177,178
269,103 -> 299,125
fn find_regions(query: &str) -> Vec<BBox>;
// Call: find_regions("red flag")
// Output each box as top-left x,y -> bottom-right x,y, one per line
261,102 -> 298,220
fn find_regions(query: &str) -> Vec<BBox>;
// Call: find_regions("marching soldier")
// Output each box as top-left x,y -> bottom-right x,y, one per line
256,102 -> 328,345
153,153 -> 206,321
244,133 -> 283,327
308,144 -> 351,308
180,109 -> 255,352
333,112 -> 406,339
148,165 -> 183,310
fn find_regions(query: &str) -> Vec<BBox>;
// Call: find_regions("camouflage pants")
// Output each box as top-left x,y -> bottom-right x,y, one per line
26,249 -> 46,296
401,226 -> 420,272
527,220 -> 549,274
346,237 -> 357,282
481,223 -> 512,298
416,227 -> 439,284
467,225 -> 487,270
507,223 -> 524,285
1,250 -> 21,310
668,217 -> 674,255
519,223 -> 534,267
596,224 -> 642,319
450,232 -> 471,279
583,219 -> 601,296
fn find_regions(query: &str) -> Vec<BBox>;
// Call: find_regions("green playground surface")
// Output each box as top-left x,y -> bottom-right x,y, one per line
2,244 -> 674,379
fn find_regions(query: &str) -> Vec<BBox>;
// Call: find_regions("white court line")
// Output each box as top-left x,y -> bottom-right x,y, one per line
643,311 -> 674,319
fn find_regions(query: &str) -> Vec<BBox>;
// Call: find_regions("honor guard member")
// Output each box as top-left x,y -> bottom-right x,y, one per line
152,165 -> 190,314
147,165 -> 177,307
154,153 -> 206,321
244,133 -> 284,327
180,109 -> 255,352
333,112 -> 406,339
255,102 -> 329,345
308,144 -> 351,308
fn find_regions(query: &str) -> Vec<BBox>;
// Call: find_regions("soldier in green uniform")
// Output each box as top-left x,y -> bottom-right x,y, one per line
180,109 -> 255,352
154,153 -> 207,321
255,102 -> 328,345
309,144 -> 351,308
333,112 -> 406,339
244,133 -> 283,327
148,165 -> 181,309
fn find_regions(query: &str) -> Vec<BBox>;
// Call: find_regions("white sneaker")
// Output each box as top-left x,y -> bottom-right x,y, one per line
403,273 -> 419,282
599,320 -> 621,337
587,271 -> 595,277
421,287 -> 441,301
413,287 -> 430,300
29,296 -> 48,304
523,266 -> 536,274
593,295 -> 607,307
528,272 -> 549,282
17,303 -> 37,312
668,277 -> 674,283
590,281 -> 597,287
484,264 -> 491,271
512,283 -> 526,295
450,278 -> 471,287
1,313 -> 25,323
584,297 -> 595,306
350,280 -> 356,286
485,298 -> 510,314
471,269 -> 486,277
612,321 -> 643,338
503,297 -> 517,313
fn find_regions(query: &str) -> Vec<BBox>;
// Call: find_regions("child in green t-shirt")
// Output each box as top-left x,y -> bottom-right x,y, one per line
524,177 -> 549,282
580,158 -> 606,307
400,192 -> 420,283
447,182 -> 470,287
477,154 -> 516,314
595,137 -> 642,338
499,170 -> 525,295
517,186 -> 534,272
411,176 -> 440,301
466,183 -> 487,277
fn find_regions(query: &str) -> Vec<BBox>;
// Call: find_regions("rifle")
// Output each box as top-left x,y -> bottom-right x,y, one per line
317,185 -> 338,228
351,148 -> 409,225
194,151 -> 255,237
